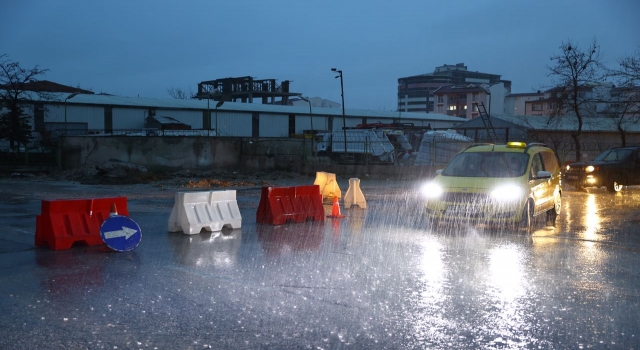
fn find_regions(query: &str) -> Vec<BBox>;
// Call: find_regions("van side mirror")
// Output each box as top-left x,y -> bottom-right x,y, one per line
536,170 -> 552,179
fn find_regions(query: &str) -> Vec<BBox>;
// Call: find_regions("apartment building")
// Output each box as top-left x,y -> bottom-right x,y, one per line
397,63 -> 511,113
524,83 -> 614,117
606,85 -> 640,118
432,82 -> 508,119
504,92 -> 545,116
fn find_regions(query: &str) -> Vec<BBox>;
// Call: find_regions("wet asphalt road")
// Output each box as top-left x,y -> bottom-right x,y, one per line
1,178 -> 640,349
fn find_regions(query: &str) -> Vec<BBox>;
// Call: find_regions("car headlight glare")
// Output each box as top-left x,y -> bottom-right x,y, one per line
421,182 -> 443,199
491,184 -> 523,201
585,166 -> 595,173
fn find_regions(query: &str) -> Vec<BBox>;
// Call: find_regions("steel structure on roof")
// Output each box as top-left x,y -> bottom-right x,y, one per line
195,76 -> 301,105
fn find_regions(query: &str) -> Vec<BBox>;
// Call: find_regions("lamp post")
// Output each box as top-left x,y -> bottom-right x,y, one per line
215,100 -> 224,136
64,92 -> 80,134
331,68 -> 347,161
299,96 -> 313,133
299,96 -> 314,157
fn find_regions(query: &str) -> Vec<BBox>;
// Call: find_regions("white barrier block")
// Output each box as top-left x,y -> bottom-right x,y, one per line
313,171 -> 342,200
344,178 -> 366,209
168,190 -> 242,235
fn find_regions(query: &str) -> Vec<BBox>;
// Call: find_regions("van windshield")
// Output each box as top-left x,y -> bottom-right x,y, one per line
442,152 -> 529,178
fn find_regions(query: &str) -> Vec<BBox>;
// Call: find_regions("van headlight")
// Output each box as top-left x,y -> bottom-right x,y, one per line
491,184 -> 523,202
421,182 -> 443,199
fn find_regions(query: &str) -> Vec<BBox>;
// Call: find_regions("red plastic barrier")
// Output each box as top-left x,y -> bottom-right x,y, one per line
35,197 -> 129,250
295,185 -> 325,222
256,185 -> 324,225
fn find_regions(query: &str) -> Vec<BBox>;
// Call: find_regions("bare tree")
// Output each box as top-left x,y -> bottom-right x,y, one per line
167,86 -> 195,99
601,87 -> 640,146
546,38 -> 607,161
601,48 -> 640,146
617,47 -> 640,83
0,54 -> 49,149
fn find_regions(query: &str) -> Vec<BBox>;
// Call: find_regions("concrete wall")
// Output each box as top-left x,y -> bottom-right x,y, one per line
62,136 -> 244,171
60,135 -> 438,180
61,136 -> 320,173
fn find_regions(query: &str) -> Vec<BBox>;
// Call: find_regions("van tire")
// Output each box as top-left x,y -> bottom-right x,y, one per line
517,200 -> 533,233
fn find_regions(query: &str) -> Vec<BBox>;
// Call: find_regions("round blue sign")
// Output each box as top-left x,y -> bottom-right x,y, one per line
100,215 -> 142,252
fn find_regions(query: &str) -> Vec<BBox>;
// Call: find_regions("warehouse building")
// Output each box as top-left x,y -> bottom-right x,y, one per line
26,91 -> 467,142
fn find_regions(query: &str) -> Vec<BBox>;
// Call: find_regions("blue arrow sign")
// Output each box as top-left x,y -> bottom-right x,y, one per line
100,215 -> 142,252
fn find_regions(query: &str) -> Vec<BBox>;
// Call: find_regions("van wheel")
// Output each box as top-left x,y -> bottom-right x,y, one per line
606,180 -> 623,193
517,200 -> 533,233
546,192 -> 561,226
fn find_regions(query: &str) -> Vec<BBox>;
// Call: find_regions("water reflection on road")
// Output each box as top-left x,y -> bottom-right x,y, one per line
365,184 -> 640,348
3,181 -> 640,349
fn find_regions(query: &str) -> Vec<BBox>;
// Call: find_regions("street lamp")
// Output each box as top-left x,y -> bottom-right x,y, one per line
215,100 -> 224,136
299,96 -> 314,157
64,92 -> 81,134
299,96 -> 313,133
331,68 -> 347,161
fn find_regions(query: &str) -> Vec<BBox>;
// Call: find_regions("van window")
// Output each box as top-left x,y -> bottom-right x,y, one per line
541,151 -> 559,173
530,153 -> 544,178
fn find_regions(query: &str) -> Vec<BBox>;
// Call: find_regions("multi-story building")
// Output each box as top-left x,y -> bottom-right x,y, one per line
504,92 -> 545,116
398,63 -> 511,113
525,83 -> 614,117
432,82 -> 508,119
605,85 -> 640,119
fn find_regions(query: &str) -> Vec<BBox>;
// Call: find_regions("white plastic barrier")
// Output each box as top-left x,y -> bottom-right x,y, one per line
313,171 -> 342,201
168,190 -> 242,235
344,178 -> 366,209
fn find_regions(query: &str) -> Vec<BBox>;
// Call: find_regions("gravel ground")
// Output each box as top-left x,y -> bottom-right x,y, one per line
4,166 -> 313,191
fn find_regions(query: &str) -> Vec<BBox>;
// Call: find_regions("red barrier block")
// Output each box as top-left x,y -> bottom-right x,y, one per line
295,185 -> 325,222
35,197 -> 129,250
257,186 -> 324,225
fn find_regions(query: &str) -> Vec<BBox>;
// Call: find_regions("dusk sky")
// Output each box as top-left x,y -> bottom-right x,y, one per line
2,0 -> 639,111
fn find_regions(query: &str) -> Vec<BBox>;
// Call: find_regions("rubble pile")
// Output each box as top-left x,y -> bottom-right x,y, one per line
29,160 -> 306,188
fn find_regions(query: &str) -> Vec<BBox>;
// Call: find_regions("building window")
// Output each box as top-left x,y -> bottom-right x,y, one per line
532,103 -> 542,111
459,94 -> 466,100
449,95 -> 456,101
437,96 -> 444,103
463,105 -> 467,110
448,105 -> 457,111
472,93 -> 478,102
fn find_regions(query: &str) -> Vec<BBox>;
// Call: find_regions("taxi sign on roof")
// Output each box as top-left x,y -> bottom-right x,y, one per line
100,215 -> 142,252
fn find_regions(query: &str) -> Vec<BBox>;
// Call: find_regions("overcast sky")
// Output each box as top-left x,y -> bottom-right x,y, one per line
2,0 -> 639,110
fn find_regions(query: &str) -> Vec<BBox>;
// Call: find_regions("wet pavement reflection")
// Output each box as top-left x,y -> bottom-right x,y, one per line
1,180 -> 640,349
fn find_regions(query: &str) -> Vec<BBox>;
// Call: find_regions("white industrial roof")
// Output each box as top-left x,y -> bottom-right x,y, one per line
492,114 -> 640,133
33,92 -> 466,123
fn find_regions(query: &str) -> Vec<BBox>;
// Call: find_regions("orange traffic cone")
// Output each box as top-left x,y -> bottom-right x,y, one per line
110,203 -> 118,217
327,196 -> 345,218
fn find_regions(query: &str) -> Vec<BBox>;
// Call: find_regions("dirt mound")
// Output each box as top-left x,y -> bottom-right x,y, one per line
44,166 -> 305,188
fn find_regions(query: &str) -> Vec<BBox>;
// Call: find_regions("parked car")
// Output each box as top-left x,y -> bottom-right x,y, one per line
421,142 -> 562,231
564,146 -> 640,192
